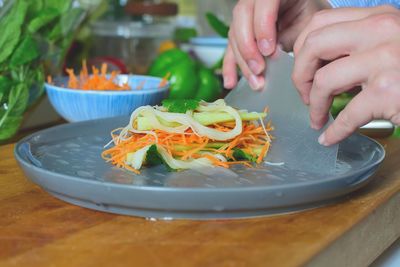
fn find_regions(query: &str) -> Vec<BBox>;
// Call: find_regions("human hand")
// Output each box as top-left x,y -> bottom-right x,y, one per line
292,5 -> 400,146
223,0 -> 331,90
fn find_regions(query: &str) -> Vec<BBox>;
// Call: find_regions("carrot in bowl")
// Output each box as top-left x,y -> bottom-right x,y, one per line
48,60 -> 131,91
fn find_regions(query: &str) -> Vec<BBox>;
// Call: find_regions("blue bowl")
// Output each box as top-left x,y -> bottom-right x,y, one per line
45,75 -> 169,122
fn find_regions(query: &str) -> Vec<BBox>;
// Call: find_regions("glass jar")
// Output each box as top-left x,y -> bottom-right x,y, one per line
90,20 -> 174,74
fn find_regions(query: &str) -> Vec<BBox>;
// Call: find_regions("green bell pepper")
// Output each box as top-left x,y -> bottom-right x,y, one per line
148,48 -> 222,101
195,66 -> 222,102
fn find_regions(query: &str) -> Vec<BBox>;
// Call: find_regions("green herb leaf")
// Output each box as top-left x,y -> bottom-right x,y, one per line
28,0 -> 44,19
205,12 -> 229,38
8,83 -> 29,116
0,0 -> 29,64
162,99 -> 200,113
2,0 -> 29,26
28,8 -> 60,33
0,115 -> 23,141
233,148 -> 257,163
146,145 -> 164,166
0,76 -> 12,103
44,0 -> 72,13
145,144 -> 175,171
10,36 -> 40,67
0,21 -> 21,64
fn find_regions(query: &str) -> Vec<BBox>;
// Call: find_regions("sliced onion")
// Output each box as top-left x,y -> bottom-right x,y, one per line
117,99 -> 243,143
152,105 -> 242,141
157,146 -> 213,170
126,145 -> 151,169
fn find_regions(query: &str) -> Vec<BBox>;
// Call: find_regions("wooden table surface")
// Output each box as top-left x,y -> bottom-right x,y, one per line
1,139 -> 400,267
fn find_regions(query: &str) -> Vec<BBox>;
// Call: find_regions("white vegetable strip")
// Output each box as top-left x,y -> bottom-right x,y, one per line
116,100 -> 243,142
156,146 -> 213,169
126,145 -> 151,169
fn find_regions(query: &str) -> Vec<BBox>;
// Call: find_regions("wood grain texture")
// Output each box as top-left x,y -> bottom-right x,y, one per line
1,139 -> 400,267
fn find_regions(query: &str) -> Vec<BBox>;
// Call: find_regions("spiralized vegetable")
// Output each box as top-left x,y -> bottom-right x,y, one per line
117,100 -> 243,142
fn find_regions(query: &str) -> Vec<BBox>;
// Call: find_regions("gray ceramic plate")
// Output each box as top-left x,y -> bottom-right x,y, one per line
15,116 -> 385,220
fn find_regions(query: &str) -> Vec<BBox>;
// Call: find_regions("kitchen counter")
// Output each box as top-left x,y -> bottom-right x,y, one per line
1,138 -> 400,267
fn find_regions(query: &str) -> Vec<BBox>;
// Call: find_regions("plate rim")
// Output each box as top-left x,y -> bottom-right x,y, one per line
14,117 -> 386,193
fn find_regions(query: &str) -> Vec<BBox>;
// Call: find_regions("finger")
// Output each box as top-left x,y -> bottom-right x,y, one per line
223,44 -> 238,89
294,5 -> 399,54
309,52 -> 373,129
278,22 -> 307,52
254,0 -> 279,56
230,32 -> 264,90
232,0 -> 265,75
319,90 -> 374,146
292,16 -> 396,104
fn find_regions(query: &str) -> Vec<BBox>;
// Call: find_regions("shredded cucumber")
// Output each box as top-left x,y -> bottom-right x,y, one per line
136,111 -> 266,131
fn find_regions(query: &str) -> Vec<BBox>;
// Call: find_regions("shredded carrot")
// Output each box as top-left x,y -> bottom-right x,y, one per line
136,80 -> 146,90
54,61 -> 133,91
158,72 -> 171,88
47,76 -> 53,85
102,118 -> 272,174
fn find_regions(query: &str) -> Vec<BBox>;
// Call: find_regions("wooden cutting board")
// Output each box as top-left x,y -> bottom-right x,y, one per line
1,139 -> 400,267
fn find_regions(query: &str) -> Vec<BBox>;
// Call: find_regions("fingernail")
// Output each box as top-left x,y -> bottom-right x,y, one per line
249,75 -> 262,90
259,39 -> 272,56
247,60 -> 261,74
223,76 -> 230,88
318,133 -> 328,146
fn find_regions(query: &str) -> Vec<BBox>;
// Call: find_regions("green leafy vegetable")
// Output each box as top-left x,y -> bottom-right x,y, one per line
145,144 -> 174,171
0,83 -> 28,141
44,0 -> 72,14
0,22 -> 21,64
233,148 -> 257,163
10,36 -> 40,67
0,115 -> 23,140
0,0 -> 29,64
8,83 -> 29,116
27,0 -> 44,19
28,8 -> 60,33
205,12 -> 229,38
0,0 -> 87,141
0,76 -> 12,101
145,145 -> 164,166
162,99 -> 200,113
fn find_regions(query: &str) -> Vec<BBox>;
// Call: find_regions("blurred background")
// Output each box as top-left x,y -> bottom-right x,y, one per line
1,0 -> 394,141
21,0 -> 235,131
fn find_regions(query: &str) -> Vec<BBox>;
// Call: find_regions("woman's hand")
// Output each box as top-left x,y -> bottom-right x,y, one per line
292,5 -> 400,146
223,0 -> 330,90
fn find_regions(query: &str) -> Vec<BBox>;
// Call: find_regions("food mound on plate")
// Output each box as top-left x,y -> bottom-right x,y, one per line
102,99 -> 273,174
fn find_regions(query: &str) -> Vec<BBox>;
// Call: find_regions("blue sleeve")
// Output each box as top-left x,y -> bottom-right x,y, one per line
329,0 -> 400,8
